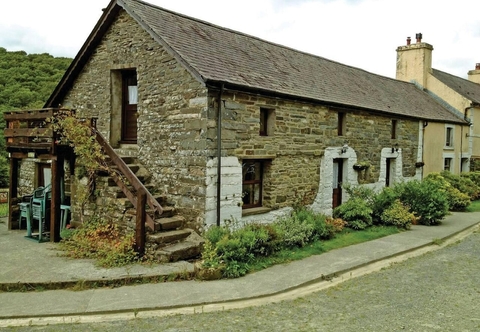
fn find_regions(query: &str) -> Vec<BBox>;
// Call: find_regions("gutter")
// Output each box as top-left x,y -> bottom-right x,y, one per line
216,84 -> 224,227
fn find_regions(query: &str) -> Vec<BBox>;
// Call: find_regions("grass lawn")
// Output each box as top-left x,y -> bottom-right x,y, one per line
249,226 -> 401,273
466,200 -> 480,212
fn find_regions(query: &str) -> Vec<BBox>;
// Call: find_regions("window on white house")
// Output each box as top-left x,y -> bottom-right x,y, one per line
444,158 -> 452,172
445,127 -> 453,147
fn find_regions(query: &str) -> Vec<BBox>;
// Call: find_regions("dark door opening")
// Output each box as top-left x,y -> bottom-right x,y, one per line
332,158 -> 343,208
121,70 -> 138,142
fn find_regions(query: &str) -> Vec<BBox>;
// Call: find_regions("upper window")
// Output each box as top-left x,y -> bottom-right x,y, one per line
338,112 -> 346,136
391,120 -> 398,139
445,126 -> 454,147
242,160 -> 264,209
260,108 -> 275,136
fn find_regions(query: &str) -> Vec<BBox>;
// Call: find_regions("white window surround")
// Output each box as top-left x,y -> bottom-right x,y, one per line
442,152 -> 455,172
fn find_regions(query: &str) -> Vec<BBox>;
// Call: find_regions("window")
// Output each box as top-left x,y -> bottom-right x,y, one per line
242,160 -> 263,208
444,158 -> 452,172
260,108 -> 275,136
338,112 -> 345,136
391,120 -> 397,139
445,127 -> 453,147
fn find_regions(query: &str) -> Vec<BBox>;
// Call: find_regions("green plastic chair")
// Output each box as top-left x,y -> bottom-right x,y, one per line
31,184 -> 52,242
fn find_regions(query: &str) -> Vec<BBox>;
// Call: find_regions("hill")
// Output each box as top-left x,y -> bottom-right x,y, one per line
0,47 -> 72,187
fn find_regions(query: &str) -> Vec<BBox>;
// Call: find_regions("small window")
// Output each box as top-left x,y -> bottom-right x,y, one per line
242,160 -> 264,208
445,127 -> 453,147
444,158 -> 452,172
391,120 -> 397,139
338,112 -> 345,136
260,108 -> 275,136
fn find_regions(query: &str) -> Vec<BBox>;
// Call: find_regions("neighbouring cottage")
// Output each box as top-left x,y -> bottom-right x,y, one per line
396,33 -> 477,174
10,0 -> 467,242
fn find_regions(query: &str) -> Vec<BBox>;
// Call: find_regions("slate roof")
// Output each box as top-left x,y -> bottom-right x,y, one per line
432,69 -> 480,105
47,0 -> 467,124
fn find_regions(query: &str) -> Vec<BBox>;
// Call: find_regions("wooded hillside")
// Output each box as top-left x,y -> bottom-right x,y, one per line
0,47 -> 72,186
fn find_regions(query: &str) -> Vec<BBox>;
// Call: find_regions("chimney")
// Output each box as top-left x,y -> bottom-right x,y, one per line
396,33 -> 433,88
416,33 -> 422,43
468,63 -> 480,84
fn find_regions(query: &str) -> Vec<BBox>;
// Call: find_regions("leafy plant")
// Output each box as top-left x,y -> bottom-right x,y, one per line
380,199 -> 414,229
394,179 -> 448,225
371,187 -> 399,224
333,197 -> 373,230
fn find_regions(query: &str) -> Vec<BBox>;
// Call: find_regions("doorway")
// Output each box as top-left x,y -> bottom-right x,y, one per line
121,70 -> 138,142
386,158 -> 395,187
332,158 -> 343,208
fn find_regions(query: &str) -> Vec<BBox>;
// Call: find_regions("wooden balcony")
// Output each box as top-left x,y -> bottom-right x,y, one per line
3,108 -> 71,158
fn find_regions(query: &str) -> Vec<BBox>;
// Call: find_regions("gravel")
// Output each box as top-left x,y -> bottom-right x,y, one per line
6,232 -> 480,332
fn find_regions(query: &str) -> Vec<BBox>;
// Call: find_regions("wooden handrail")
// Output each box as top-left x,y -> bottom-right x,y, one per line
91,124 -> 163,232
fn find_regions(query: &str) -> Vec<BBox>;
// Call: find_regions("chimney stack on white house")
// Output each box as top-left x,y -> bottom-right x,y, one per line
468,63 -> 480,84
396,33 -> 433,89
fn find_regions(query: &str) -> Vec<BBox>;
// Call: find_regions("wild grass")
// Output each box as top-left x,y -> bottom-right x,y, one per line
0,203 -> 8,217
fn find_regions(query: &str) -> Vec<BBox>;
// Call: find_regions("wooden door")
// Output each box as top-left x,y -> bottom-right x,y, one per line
122,70 -> 138,142
332,159 -> 343,208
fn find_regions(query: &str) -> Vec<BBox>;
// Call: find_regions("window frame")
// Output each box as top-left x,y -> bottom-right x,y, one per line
444,157 -> 452,171
242,160 -> 264,209
338,112 -> 346,136
445,126 -> 454,148
260,108 -> 275,136
391,119 -> 398,139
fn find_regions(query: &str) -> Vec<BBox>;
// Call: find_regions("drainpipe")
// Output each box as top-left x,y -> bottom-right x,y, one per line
463,105 -> 474,172
216,84 -> 224,227
422,120 -> 428,180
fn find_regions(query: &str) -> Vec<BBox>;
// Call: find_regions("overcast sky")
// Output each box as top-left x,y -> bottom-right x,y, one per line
1,0 -> 479,79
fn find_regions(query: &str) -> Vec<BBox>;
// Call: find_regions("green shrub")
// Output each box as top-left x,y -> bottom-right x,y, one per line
343,184 -> 376,207
394,179 -> 448,225
425,173 -> 471,211
371,187 -> 399,224
440,171 -> 480,200
462,172 -> 480,190
292,208 -> 335,240
204,225 -> 229,245
275,214 -> 314,247
380,199 -> 414,229
333,197 -> 373,230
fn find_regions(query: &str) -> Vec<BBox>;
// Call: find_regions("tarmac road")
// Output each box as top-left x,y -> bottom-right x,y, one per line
4,230 -> 479,331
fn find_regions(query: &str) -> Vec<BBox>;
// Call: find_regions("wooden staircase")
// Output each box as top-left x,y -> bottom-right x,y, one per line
96,154 -> 204,262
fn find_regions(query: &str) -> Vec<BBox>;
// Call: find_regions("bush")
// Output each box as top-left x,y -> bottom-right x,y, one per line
380,199 -> 414,229
293,208 -> 336,240
425,173 -> 471,211
204,225 -> 229,245
394,179 -> 448,225
343,184 -> 376,207
275,213 -> 314,247
371,187 -> 399,224
333,197 -> 373,230
440,171 -> 480,200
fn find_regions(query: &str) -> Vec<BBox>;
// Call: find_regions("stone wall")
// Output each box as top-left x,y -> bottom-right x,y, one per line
204,90 -> 420,225
60,10 -> 209,229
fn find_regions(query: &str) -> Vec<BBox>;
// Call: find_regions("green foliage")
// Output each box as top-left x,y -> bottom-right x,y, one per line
204,225 -> 229,245
293,207 -> 337,240
440,171 -> 480,200
380,199 -> 414,229
342,184 -> 376,207
58,218 -> 137,267
200,240 -> 223,270
394,179 -> 448,225
371,187 -> 399,224
333,197 -> 373,230
0,49 -> 72,188
275,213 -> 314,247
425,173 -> 471,211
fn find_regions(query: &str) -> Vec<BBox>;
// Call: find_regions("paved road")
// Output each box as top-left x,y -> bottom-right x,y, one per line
4,231 -> 480,332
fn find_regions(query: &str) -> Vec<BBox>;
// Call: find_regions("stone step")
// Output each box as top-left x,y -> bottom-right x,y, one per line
106,155 -> 136,165
147,228 -> 192,245
154,215 -> 185,232
160,206 -> 175,218
154,231 -> 204,263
